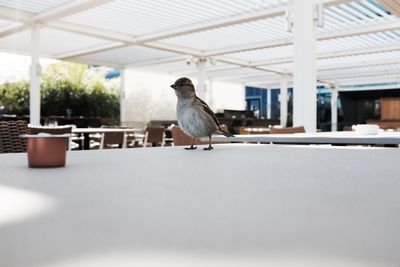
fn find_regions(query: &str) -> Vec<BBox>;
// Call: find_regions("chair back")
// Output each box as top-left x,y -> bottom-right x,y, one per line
0,120 -> 29,153
29,125 -> 72,135
144,126 -> 165,147
100,126 -> 127,149
270,126 -> 305,134
28,125 -> 73,150
171,125 -> 202,146
102,132 -> 125,148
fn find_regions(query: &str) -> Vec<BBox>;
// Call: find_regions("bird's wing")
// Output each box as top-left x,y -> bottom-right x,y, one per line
196,96 -> 220,128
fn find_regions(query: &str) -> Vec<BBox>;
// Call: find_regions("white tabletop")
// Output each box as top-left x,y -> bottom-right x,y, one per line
207,131 -> 400,145
1,145 -> 400,267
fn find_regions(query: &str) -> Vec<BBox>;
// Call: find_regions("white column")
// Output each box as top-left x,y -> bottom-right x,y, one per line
331,85 -> 338,132
293,0 -> 317,132
280,75 -> 288,127
196,58 -> 207,100
119,68 -> 126,125
267,88 -> 271,119
29,24 -> 41,126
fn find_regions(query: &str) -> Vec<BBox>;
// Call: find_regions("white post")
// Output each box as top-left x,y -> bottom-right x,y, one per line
196,58 -> 207,100
119,68 -> 126,125
208,79 -> 214,109
293,0 -> 317,132
280,75 -> 288,127
29,24 -> 41,125
267,88 -> 271,119
331,85 -> 338,132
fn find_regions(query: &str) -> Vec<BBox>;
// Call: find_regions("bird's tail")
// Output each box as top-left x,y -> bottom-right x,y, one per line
217,128 -> 235,137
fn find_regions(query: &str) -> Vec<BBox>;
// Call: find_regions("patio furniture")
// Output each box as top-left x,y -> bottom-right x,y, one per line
269,126 -> 306,134
171,125 -> 231,146
143,126 -> 165,147
100,131 -> 126,149
72,128 -> 138,150
171,125 -> 203,146
1,145 -> 400,266
206,131 -> 400,146
28,125 -> 73,150
0,120 -> 29,153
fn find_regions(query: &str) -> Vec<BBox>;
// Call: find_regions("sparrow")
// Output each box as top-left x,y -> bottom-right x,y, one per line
171,77 -> 234,150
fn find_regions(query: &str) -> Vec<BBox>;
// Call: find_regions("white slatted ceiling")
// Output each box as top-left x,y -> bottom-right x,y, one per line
0,19 -> 16,28
62,0 -> 289,36
0,0 -> 70,13
75,46 -> 180,66
0,28 -> 118,56
0,0 -> 398,86
162,17 -> 290,51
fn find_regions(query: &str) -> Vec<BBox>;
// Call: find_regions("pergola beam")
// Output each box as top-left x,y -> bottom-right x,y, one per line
0,23 -> 30,39
124,56 -> 187,68
250,44 -> 400,68
0,6 -> 32,22
55,42 -> 124,59
134,5 -> 288,44
32,0 -> 114,23
318,21 -> 400,40
206,21 -> 400,57
319,58 -> 400,71
337,75 -> 400,86
0,1 -> 113,39
321,70 -> 400,81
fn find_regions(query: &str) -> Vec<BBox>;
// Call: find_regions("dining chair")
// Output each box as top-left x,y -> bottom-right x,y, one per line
100,131 -> 126,149
171,125 -> 202,146
269,126 -> 306,134
0,120 -> 29,153
28,125 -> 73,150
96,126 -> 130,149
29,125 -> 72,135
143,126 -> 165,147
171,124 -> 230,146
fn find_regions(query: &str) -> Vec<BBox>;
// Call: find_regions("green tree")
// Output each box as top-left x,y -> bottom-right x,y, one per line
0,61 -> 120,120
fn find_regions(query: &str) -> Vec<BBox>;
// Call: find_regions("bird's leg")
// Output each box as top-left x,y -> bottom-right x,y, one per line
203,135 -> 214,150
184,138 -> 197,150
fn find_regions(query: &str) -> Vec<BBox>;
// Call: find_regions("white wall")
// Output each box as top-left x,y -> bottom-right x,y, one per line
208,80 -> 246,113
123,69 -> 245,126
123,70 -> 177,127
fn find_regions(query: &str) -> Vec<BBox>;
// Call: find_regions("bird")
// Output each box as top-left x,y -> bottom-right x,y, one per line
171,77 -> 234,150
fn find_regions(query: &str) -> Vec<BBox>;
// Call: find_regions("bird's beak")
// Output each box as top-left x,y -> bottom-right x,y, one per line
170,84 -> 176,89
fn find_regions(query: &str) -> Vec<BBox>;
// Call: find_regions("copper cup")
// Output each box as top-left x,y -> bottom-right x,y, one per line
25,136 -> 69,168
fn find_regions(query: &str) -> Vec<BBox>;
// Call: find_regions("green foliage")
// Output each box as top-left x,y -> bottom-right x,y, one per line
0,81 -> 29,115
0,62 -> 120,119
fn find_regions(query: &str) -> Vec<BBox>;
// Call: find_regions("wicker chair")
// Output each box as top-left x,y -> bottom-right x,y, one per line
28,125 -> 73,150
0,120 -> 29,153
29,125 -> 73,135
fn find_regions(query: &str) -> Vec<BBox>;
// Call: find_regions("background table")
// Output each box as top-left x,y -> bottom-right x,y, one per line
1,145 -> 400,266
207,131 -> 400,146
